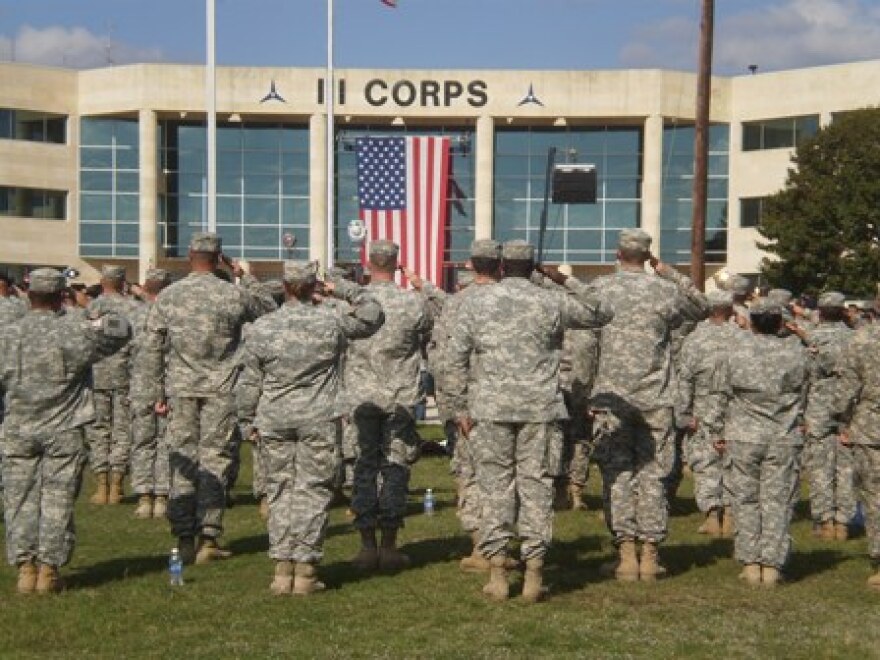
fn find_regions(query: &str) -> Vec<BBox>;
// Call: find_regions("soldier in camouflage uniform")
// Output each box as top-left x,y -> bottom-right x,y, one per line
677,290 -> 739,537
589,229 -> 708,582
347,240 -> 433,572
0,274 -> 28,496
1,269 -> 130,594
803,292 -> 855,541
129,268 -> 173,520
446,241 -> 613,602
728,275 -> 752,330
134,233 -> 274,564
834,308 -> 880,590
85,265 -> 143,505
238,262 -> 383,595
709,299 -> 809,586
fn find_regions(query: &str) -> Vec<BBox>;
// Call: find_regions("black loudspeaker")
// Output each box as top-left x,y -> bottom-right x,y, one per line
552,164 -> 597,204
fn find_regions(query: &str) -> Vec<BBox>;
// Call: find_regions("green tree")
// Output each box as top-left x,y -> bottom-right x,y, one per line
758,107 -> 880,296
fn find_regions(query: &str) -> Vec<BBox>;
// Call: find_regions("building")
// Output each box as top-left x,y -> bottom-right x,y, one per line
2,60 -> 879,285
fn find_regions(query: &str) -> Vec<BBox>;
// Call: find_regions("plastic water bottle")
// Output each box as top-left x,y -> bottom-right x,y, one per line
424,488 -> 435,516
168,548 -> 184,586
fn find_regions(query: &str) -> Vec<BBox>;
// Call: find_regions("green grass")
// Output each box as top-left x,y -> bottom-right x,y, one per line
2,426 -> 879,659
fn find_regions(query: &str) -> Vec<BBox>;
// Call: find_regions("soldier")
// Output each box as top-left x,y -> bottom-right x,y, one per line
677,289 -> 739,536
709,299 -> 809,586
804,291 -> 855,541
589,229 -> 708,582
834,306 -> 880,590
446,240 -> 613,602
728,275 -> 752,330
129,268 -> 173,519
86,265 -> 143,505
347,240 -> 433,572
0,268 -> 130,594
237,262 -> 383,595
0,274 -> 28,325
134,233 -> 273,564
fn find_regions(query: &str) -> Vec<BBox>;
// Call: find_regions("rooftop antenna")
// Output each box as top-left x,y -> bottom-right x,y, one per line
104,20 -> 116,65
748,64 -> 758,75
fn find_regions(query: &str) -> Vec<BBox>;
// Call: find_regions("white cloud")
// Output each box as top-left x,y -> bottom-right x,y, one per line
621,0 -> 880,73
0,25 -> 163,69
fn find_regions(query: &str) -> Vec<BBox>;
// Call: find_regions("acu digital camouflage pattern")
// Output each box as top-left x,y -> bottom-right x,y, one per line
0,309 -> 130,567
711,331 -> 809,569
446,275 -> 612,560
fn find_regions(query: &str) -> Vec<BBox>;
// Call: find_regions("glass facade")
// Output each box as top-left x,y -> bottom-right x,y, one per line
494,126 -> 642,264
335,125 -> 475,265
159,121 -> 310,260
0,108 -> 66,144
0,185 -> 66,220
742,115 -> 820,151
79,117 -> 140,257
740,196 -> 767,228
660,123 -> 730,265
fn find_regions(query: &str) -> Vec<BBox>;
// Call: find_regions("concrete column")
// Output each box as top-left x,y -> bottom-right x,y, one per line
474,115 -> 494,240
138,109 -> 158,283
641,114 -> 664,253
820,111 -> 833,128
309,112 -> 328,266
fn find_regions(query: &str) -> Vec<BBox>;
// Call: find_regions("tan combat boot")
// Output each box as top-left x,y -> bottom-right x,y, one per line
178,536 -> 196,565
352,528 -> 379,571
90,472 -> 109,505
613,540 -> 640,582
108,471 -> 125,505
460,532 -> 491,573
293,562 -> 326,596
721,506 -> 735,538
639,542 -> 667,581
16,561 -> 38,595
761,565 -> 781,587
867,566 -> 880,590
152,495 -> 168,519
195,537 -> 232,564
698,509 -> 722,537
482,554 -> 510,601
834,522 -> 849,541
738,563 -> 762,585
378,528 -> 410,572
35,564 -> 62,594
269,560 -> 293,596
134,495 -> 153,519
569,484 -> 586,511
819,519 -> 836,540
258,496 -> 269,522
521,558 -> 545,603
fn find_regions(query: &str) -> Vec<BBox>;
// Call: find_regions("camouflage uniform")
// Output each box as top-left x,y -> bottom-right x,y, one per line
834,322 -> 880,572
589,262 -> 708,546
134,236 -> 273,543
237,274 -> 383,564
0,269 -> 129,572
710,312 -> 809,571
0,295 -> 27,494
446,257 -> 612,562
559,326 -> 600,492
347,270 -> 433,532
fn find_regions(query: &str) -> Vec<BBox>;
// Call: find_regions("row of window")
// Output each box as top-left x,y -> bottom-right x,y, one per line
0,185 -> 66,220
0,108 -> 66,144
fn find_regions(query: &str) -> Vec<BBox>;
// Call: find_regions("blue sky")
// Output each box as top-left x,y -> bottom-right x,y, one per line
1,0 -> 879,73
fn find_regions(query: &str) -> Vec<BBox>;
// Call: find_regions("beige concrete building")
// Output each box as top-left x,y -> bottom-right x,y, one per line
1,59 -> 879,286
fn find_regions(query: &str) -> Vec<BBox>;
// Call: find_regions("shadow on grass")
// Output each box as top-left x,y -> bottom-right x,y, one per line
785,548 -> 849,582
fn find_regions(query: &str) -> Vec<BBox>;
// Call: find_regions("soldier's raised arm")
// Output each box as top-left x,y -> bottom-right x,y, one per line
652,258 -> 710,325
536,265 -> 613,330
329,278 -> 385,340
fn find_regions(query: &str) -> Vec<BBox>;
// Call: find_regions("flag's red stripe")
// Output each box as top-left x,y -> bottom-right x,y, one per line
435,137 -> 451,287
426,137 -> 436,286
412,137 -> 421,281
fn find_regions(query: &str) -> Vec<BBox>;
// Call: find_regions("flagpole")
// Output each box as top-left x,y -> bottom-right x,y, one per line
325,0 -> 336,268
206,0 -> 217,233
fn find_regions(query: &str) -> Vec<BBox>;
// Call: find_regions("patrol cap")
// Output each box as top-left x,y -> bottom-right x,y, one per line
101,265 -> 126,281
145,268 -> 171,284
706,290 -> 734,309
767,288 -> 793,306
368,240 -> 399,259
749,298 -> 783,316
282,261 -> 317,286
325,266 -> 351,282
818,291 -> 846,308
470,239 -> 502,260
618,228 -> 652,254
263,279 -> 286,299
189,232 -> 222,253
457,270 -> 475,288
502,240 -> 535,262
728,275 -> 751,296
29,268 -> 66,294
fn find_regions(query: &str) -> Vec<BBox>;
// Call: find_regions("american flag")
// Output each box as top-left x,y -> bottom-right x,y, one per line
356,136 -> 451,288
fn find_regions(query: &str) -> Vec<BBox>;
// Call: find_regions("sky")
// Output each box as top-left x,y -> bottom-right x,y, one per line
1,0 -> 879,74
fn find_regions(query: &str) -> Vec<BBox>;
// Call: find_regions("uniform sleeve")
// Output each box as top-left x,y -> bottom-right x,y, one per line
559,278 -> 614,330
656,265 -> 710,327
238,274 -> 279,319
833,334 -> 864,423
132,301 -> 168,404
676,337 -> 698,426
236,339 -> 263,426
701,354 -> 731,439
333,279 -> 386,340
445,299 -> 474,418
419,281 -> 447,321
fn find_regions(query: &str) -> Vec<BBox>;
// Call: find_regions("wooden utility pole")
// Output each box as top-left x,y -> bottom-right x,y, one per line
691,0 -> 714,291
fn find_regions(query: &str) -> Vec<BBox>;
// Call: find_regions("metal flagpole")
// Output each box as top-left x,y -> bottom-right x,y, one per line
325,0 -> 336,268
206,0 -> 217,233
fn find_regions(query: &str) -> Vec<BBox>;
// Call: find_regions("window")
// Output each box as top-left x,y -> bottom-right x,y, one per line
0,186 -> 66,220
494,125 -> 643,265
0,108 -> 67,144
742,115 -> 820,151
740,197 -> 767,228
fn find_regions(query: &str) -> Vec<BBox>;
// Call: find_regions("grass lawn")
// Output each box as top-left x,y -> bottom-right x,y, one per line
1,426 -> 878,658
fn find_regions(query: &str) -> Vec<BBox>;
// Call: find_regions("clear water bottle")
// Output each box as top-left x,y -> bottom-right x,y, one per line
168,548 -> 184,586
424,488 -> 435,515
